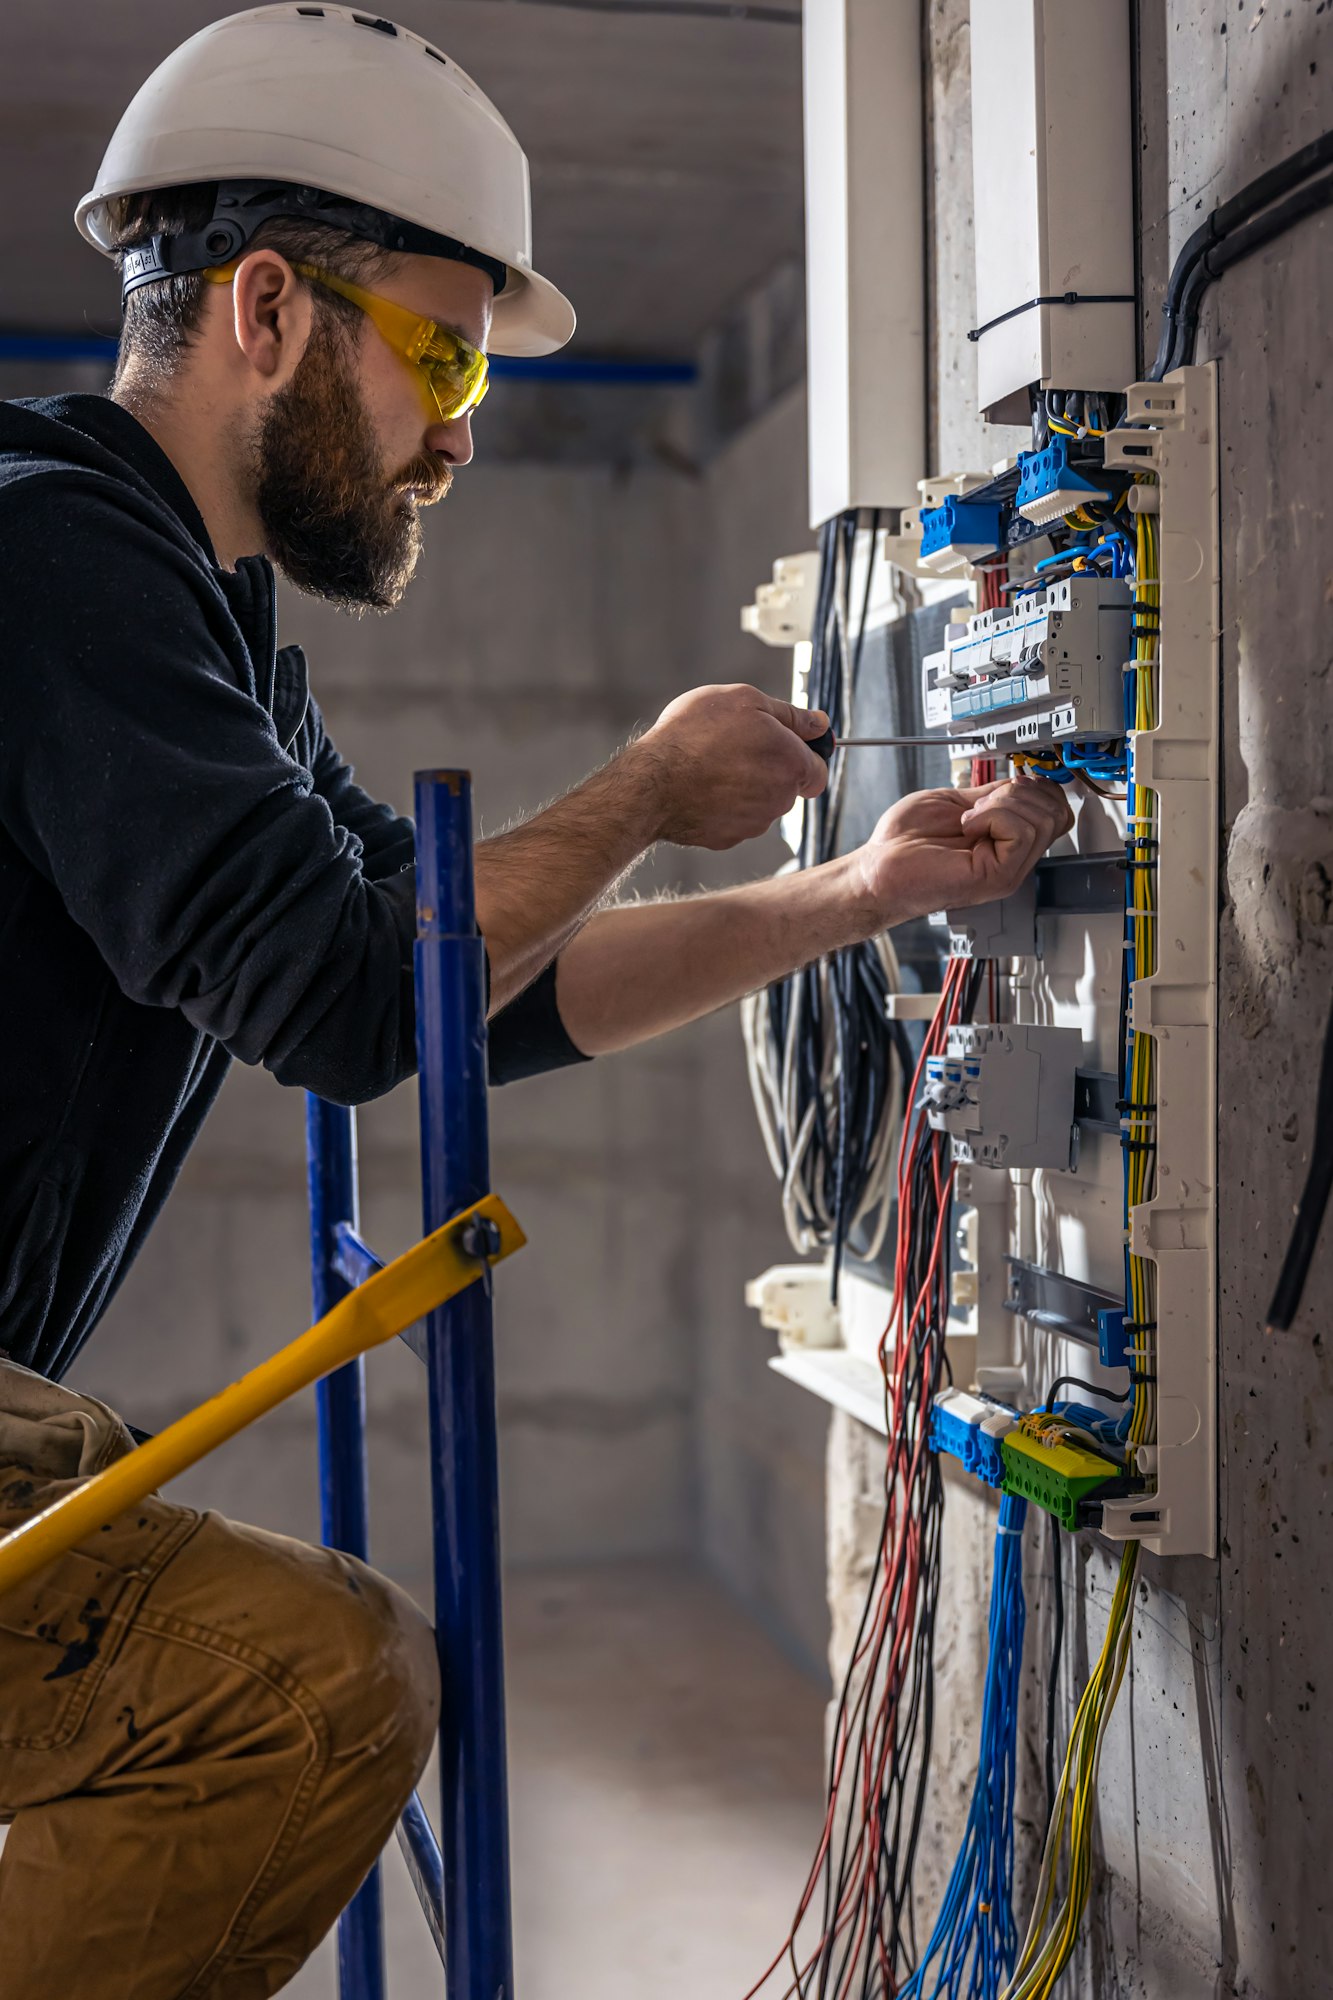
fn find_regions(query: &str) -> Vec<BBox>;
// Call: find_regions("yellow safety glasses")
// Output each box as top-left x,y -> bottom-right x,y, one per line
204,261 -> 490,424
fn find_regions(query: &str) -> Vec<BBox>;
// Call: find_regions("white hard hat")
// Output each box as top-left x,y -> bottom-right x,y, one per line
75,3 -> 575,358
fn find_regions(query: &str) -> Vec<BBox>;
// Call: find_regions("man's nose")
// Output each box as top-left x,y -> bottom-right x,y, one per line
425,415 -> 474,468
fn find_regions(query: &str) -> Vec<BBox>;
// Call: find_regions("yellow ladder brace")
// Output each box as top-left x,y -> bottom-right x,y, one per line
0,1192 -> 525,1600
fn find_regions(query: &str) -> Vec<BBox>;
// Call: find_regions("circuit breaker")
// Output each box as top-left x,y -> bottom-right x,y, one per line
925,1022 -> 1079,1169
931,874 -> 1038,961
922,578 -> 1130,748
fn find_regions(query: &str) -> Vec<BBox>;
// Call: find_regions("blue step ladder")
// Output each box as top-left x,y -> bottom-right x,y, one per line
306,769 -> 513,2000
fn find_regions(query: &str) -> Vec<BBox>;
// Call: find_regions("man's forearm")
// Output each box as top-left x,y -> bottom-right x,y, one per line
549,770 -> 1074,1056
475,744 -> 664,1013
553,855 -> 886,1056
470,683 -> 834,1014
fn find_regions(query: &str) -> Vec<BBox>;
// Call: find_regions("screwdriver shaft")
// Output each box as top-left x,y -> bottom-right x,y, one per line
835,735 -> 990,749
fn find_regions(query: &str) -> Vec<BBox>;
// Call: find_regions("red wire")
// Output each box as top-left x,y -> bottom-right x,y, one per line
749,963 -> 970,2000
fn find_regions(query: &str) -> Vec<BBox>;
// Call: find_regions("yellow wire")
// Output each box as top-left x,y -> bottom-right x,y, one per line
1001,1542 -> 1140,1999
1127,500 -> 1160,1453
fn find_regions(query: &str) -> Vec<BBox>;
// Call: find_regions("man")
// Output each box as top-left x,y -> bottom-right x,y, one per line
0,7 -> 1071,1993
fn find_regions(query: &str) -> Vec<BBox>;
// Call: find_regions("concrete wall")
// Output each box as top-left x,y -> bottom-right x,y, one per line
818,3 -> 1333,1993
693,389 -> 832,1678
68,394 -> 830,1669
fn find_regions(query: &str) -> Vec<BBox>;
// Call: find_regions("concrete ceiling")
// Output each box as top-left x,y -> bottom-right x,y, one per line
0,0 -> 805,361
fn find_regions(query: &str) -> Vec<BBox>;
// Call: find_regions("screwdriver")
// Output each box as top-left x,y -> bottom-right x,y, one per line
809,726 -> 990,760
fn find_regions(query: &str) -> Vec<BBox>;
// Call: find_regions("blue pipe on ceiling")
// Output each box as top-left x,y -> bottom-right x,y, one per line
0,329 -> 697,384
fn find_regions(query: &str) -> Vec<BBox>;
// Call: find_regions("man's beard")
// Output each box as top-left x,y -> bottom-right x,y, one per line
253,313 -> 452,614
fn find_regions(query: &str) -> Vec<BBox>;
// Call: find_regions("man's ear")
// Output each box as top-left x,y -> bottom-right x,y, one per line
230,252 -> 314,387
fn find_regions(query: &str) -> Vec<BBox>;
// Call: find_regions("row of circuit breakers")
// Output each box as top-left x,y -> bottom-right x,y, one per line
916,454 -> 1134,1179
916,467 -> 1125,1176
923,578 -> 1129,748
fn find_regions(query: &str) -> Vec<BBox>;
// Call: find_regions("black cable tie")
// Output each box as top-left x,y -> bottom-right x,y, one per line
1130,1369 -> 1159,1383
968,291 -> 1136,342
1120,1138 -> 1158,1154
1123,1320 -> 1158,1334
1115,1098 -> 1156,1113
1117,858 -> 1159,873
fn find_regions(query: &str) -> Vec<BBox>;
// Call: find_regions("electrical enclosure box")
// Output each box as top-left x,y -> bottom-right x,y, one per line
803,0 -> 925,525
922,578 -> 1131,748
925,1022 -> 1080,1170
969,0 -> 1136,422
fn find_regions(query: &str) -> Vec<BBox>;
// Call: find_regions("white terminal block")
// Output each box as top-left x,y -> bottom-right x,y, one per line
744,1264 -> 842,1353
925,1022 -> 1080,1170
922,577 -> 1131,749
740,551 -> 822,649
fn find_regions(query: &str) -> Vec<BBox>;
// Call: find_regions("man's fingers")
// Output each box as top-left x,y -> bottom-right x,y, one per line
751,690 -> 831,738
967,803 -> 1045,856
961,775 -> 1074,839
797,754 -> 830,800
951,779 -> 1011,807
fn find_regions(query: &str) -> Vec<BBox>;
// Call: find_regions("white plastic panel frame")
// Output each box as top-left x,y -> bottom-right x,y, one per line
1099,363 -> 1220,1559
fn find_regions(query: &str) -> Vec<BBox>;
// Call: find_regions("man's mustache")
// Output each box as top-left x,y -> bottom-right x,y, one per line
395,455 -> 453,506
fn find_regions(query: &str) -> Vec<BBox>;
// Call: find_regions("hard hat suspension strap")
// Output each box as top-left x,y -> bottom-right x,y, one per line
119,178 -> 508,307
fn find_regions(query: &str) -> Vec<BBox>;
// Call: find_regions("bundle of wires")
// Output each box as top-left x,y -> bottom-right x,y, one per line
997,1541 -> 1139,2000
899,1492 -> 1028,2000
741,509 -> 904,1290
746,956 -> 984,2000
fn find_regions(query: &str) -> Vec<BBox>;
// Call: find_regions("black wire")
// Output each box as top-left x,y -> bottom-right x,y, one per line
1042,1374 -> 1135,1409
1150,129 -> 1333,377
1164,169 -> 1333,377
1267,983 -> 1333,1331
1045,1510 -> 1065,1819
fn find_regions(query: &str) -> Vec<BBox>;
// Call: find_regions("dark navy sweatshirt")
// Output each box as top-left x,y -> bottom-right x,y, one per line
0,394 -> 584,1380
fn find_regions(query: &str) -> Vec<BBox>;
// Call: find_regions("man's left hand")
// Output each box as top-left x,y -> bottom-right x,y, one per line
851,774 -> 1075,924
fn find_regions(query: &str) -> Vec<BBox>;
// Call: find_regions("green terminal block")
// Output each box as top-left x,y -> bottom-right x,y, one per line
1000,1429 -> 1120,1532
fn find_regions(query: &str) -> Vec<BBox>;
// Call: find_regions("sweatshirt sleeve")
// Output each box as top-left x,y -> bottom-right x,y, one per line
0,479 -> 416,1105
299,708 -> 590,1084
304,698 -> 417,883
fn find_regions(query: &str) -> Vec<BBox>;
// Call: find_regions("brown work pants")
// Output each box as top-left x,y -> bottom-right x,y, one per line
0,1359 -> 440,1998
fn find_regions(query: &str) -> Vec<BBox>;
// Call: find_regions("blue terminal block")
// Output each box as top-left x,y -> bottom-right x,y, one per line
1015,437 -> 1113,529
918,495 -> 1005,571
929,1387 -> 1019,1488
1098,1306 -> 1131,1369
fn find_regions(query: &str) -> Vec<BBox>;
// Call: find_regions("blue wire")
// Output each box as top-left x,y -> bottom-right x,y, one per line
1060,741 -> 1128,780
1048,1399 -> 1130,1447
901,1494 -> 1028,2000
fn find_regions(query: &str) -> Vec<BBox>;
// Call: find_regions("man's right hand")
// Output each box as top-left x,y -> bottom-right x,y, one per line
631,684 -> 830,850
